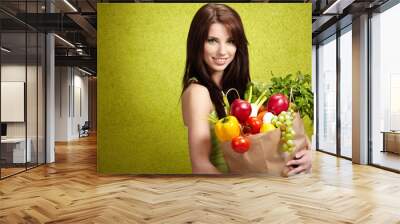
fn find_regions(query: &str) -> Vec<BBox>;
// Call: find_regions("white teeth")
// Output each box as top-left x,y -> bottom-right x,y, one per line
213,58 -> 227,64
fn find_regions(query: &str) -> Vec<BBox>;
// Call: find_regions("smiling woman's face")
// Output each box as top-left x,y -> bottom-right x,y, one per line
203,23 -> 237,76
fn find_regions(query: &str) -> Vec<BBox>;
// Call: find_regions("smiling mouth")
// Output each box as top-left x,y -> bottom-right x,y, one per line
212,57 -> 228,65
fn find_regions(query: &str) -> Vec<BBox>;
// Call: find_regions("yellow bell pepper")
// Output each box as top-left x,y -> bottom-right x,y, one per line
260,123 -> 276,133
215,116 -> 241,142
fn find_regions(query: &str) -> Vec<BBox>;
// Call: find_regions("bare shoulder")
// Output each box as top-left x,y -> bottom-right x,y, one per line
182,83 -> 213,126
182,83 -> 211,101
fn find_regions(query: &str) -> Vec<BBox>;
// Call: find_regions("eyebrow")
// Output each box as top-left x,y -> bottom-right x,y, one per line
207,36 -> 233,40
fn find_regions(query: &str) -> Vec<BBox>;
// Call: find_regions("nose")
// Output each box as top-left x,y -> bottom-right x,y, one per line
217,43 -> 227,56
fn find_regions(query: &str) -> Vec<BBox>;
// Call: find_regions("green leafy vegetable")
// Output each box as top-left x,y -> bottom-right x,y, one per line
267,71 -> 314,120
245,71 -> 314,120
244,82 -> 270,104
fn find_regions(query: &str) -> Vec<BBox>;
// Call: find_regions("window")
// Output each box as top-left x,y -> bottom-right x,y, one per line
370,2 -> 400,171
339,27 -> 352,158
0,1 -> 46,179
317,35 -> 337,155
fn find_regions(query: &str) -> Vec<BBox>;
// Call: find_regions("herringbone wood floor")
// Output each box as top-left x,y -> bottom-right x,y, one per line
1,134 -> 400,224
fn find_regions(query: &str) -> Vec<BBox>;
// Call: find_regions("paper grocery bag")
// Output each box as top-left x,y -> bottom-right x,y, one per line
220,113 -> 311,177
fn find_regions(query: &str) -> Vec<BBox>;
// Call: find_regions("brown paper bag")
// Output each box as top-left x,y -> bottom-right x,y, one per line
220,113 -> 311,177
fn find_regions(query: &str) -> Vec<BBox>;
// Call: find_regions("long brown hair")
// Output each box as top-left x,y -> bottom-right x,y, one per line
182,3 -> 250,119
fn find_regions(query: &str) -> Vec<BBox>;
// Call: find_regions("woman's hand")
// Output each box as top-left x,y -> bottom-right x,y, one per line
286,149 -> 312,176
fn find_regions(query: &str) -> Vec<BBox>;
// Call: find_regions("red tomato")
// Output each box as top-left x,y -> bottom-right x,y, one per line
230,99 -> 252,123
244,117 -> 262,134
231,136 -> 251,153
267,93 -> 289,115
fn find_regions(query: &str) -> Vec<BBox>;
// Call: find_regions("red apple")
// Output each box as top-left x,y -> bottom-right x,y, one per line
267,93 -> 289,115
230,99 -> 252,123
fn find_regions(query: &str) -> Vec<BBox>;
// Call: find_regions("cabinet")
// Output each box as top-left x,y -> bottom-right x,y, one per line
382,131 -> 400,154
0,138 -> 32,164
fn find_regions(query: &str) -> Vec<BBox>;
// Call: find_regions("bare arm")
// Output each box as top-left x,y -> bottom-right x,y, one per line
182,84 -> 221,174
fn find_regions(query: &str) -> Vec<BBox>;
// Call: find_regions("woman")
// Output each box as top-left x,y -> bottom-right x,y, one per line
181,3 -> 311,175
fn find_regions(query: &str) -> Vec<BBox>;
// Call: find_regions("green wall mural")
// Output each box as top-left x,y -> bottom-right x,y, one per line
98,3 -> 312,174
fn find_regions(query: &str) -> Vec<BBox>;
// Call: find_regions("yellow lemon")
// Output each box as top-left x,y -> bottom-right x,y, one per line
260,123 -> 276,133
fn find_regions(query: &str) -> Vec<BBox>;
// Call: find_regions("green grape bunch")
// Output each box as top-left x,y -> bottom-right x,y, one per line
271,108 -> 296,153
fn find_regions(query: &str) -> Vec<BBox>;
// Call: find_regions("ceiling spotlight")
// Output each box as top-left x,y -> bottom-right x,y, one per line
1,47 -> 11,53
76,48 -> 84,55
322,0 -> 355,15
78,67 -> 93,76
63,0 -> 78,12
54,34 -> 75,48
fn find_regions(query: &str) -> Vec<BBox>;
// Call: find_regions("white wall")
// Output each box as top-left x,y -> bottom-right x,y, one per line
55,67 -> 69,141
72,73 -> 89,138
55,67 -> 89,141
1,64 -> 25,81
1,64 -> 40,137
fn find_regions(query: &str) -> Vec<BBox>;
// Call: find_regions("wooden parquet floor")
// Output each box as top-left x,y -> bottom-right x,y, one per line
1,134 -> 400,224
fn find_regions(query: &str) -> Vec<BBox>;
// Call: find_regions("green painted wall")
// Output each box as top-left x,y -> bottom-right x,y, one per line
98,3 -> 312,174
